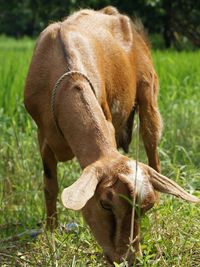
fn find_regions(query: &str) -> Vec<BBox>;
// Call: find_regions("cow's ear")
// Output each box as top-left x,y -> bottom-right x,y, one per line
143,164 -> 200,203
61,165 -> 101,210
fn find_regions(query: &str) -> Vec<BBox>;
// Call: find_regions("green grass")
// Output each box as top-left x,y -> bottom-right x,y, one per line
0,36 -> 200,266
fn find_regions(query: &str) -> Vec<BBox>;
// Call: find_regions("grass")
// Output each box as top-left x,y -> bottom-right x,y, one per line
0,36 -> 200,266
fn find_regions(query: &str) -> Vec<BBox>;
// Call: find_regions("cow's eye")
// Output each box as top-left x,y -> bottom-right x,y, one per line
100,200 -> 112,211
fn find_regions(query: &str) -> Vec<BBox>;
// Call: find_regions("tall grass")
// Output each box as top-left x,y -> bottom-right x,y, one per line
0,37 -> 199,266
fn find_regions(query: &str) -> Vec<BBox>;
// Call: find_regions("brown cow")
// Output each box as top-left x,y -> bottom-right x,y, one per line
24,6 -> 199,266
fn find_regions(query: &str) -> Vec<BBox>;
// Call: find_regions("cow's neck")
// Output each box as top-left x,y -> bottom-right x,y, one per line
57,80 -> 117,169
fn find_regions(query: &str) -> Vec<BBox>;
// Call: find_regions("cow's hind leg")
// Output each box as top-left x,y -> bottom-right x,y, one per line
137,74 -> 162,173
38,131 -> 58,230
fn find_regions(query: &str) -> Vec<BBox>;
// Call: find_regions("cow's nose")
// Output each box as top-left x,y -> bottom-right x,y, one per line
104,253 -> 114,265
104,252 -> 131,266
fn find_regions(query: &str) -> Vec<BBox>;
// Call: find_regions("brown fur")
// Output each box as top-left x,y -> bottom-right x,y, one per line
24,7 -> 199,266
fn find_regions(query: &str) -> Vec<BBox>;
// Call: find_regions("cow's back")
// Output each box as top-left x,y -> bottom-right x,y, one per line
24,8 -> 151,155
60,9 -> 138,138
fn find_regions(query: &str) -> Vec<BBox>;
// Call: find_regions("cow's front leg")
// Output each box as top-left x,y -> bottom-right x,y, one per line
137,73 -> 162,173
38,131 -> 58,230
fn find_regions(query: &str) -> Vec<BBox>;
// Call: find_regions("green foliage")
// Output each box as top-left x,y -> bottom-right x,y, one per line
0,38 -> 200,266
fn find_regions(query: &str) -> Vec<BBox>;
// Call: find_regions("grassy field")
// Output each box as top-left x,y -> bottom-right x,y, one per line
0,36 -> 200,266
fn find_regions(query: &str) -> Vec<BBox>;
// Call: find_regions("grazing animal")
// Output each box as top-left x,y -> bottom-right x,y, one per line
24,6 -> 199,266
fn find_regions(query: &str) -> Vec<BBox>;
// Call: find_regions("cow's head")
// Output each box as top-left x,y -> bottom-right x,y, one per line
61,156 -> 199,265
